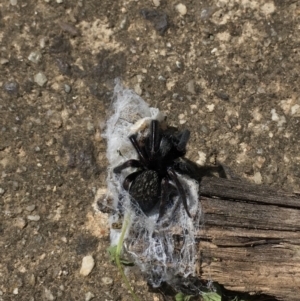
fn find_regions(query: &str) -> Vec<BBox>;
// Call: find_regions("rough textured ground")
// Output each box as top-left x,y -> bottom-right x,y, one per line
0,0 -> 299,300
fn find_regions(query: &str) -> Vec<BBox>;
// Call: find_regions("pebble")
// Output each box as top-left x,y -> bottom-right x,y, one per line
201,125 -> 208,133
12,181 -> 19,190
13,288 -> 18,295
152,0 -> 160,7
186,80 -> 195,94
158,75 -> 166,81
253,172 -> 262,184
0,58 -> 9,65
196,151 -> 206,166
0,187 -> 5,195
176,61 -> 182,69
134,83 -> 142,96
15,217 -> 27,229
56,0 -> 63,3
34,72 -> 47,87
27,215 -> 40,221
206,104 -> 215,112
25,205 -> 36,212
101,276 -> 113,285
119,16 -> 127,30
39,38 -> 46,48
64,84 -> 71,93
28,51 -> 42,64
58,21 -> 79,37
85,292 -> 95,301
87,121 -> 94,132
176,3 -> 187,16
44,288 -> 55,301
80,255 -> 95,276
3,81 -> 19,94
28,274 -> 36,286
10,0 -> 17,5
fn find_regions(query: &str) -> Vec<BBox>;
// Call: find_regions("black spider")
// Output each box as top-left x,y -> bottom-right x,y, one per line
113,119 -> 192,220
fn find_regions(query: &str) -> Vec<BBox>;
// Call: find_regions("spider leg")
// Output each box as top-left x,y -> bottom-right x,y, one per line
123,170 -> 143,191
113,159 -> 142,173
176,129 -> 190,153
129,135 -> 148,166
150,120 -> 160,158
167,167 -> 192,218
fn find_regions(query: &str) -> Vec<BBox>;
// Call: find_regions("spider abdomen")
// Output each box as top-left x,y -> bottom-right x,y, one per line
129,170 -> 160,213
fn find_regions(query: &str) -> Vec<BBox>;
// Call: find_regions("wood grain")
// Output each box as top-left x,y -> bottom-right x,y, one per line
197,177 -> 300,301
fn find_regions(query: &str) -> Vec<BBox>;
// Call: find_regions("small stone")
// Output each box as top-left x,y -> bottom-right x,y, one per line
0,58 -> 9,65
15,217 -> 27,229
176,61 -> 182,68
28,274 -> 36,286
119,17 -> 127,29
0,187 -> 5,195
56,0 -> 63,3
253,172 -> 262,184
172,93 -> 179,99
44,288 -> 55,301
134,83 -> 142,96
87,121 -> 94,132
64,84 -> 71,93
10,0 -> 18,5
27,215 -> 40,221
34,72 -> 48,87
101,277 -> 113,285
12,181 -> 19,191
196,151 -> 206,166
85,291 -> 95,301
206,104 -> 215,112
291,104 -> 300,115
201,125 -> 208,133
13,288 -> 18,295
176,3 -> 187,16
3,81 -> 19,94
80,255 -> 95,276
186,80 -> 195,94
39,38 -> 46,48
28,51 -> 42,64
25,205 -> 36,212
158,75 -> 166,81
152,0 -> 160,7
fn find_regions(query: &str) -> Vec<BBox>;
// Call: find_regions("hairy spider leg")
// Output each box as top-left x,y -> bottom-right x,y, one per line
113,159 -> 143,174
149,120 -> 160,159
129,135 -> 149,166
167,167 -> 192,218
176,129 -> 190,153
123,170 -> 144,191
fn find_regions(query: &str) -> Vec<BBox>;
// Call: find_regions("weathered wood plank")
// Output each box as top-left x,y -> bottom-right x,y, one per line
197,177 -> 300,301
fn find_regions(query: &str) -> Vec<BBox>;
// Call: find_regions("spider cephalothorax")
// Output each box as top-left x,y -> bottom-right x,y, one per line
113,119 -> 192,220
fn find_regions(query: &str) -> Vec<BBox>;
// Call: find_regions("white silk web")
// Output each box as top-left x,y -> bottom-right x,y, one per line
103,79 -> 201,287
